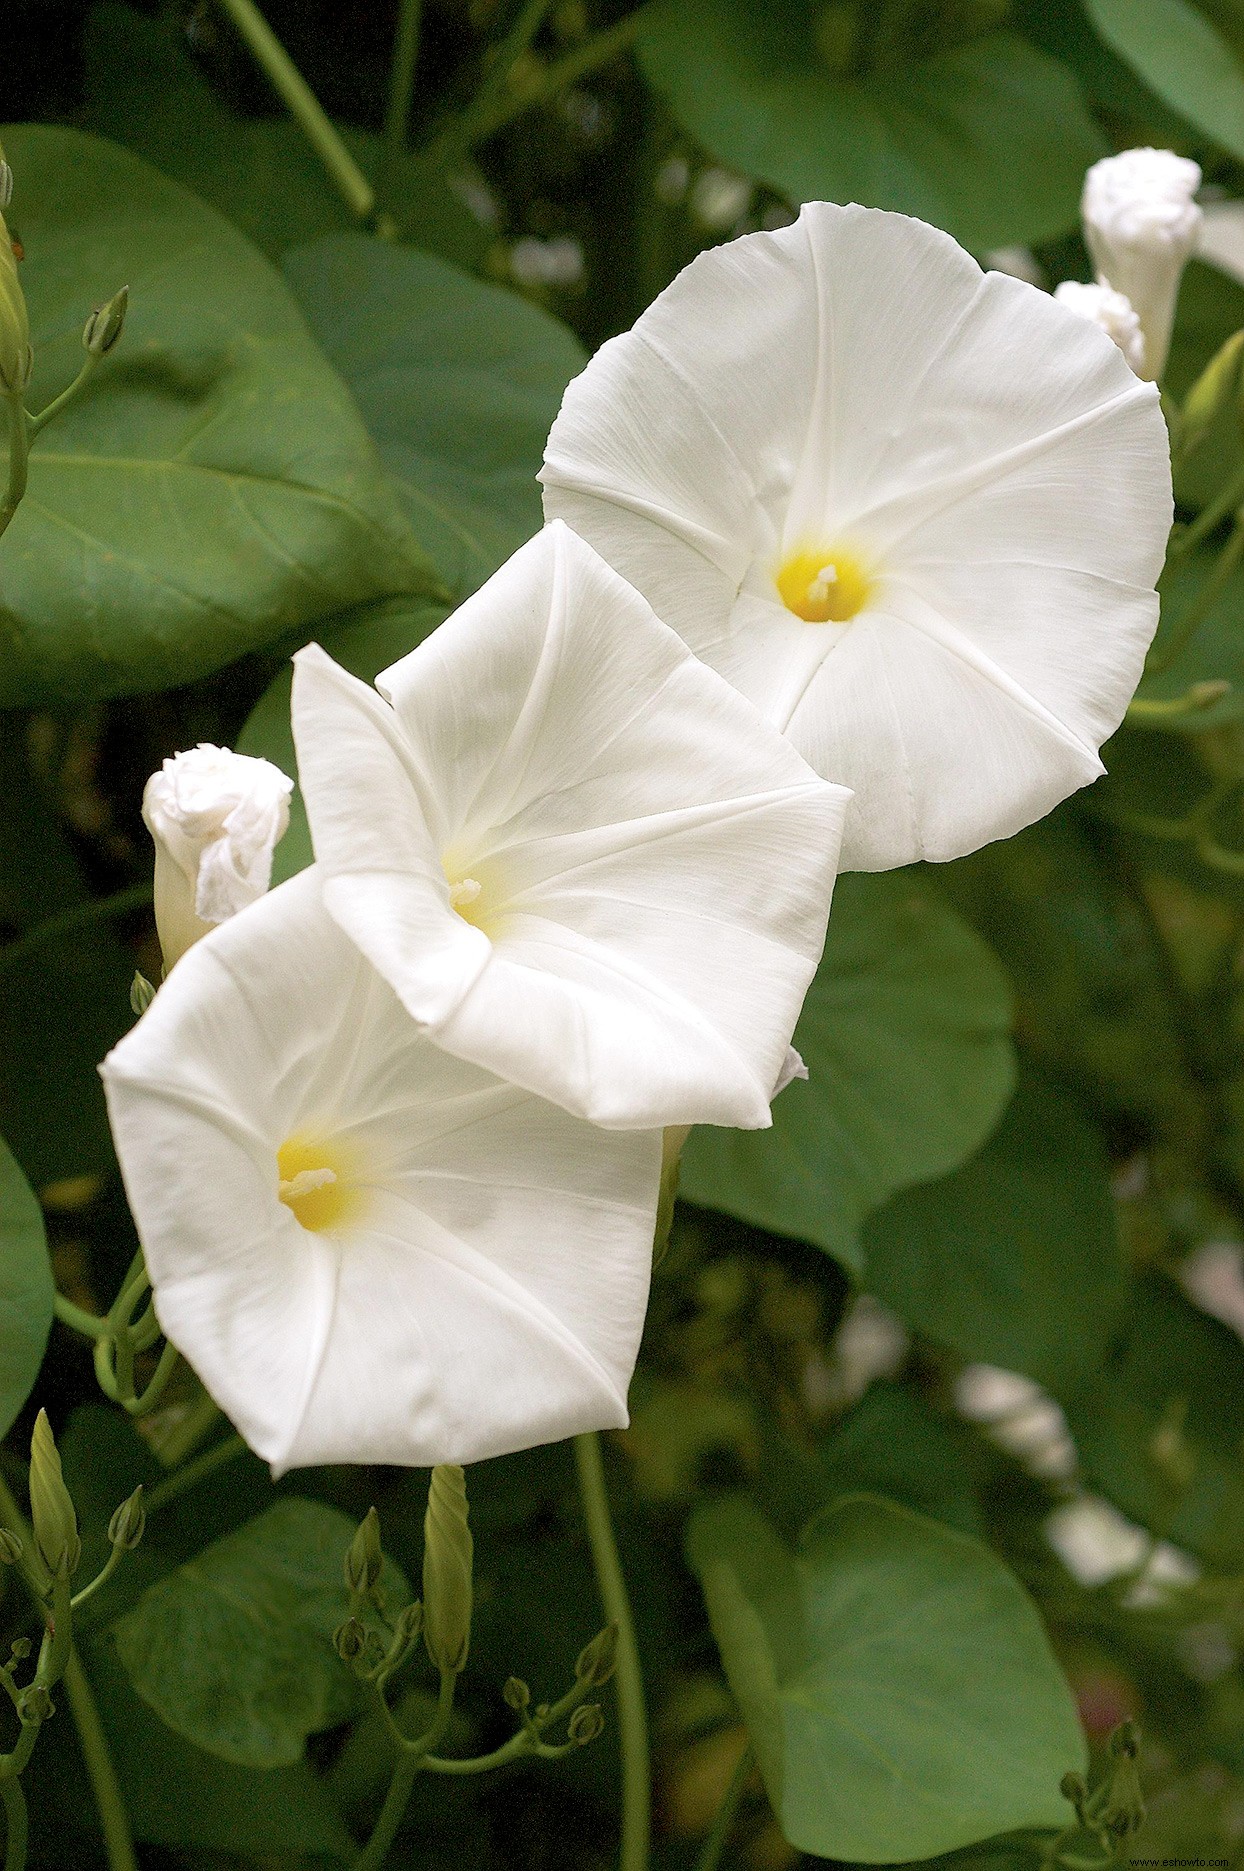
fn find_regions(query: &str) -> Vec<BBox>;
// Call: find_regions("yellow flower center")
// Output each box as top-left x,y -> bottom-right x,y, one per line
277,1135 -> 368,1234
443,857 -> 501,934
775,544 -> 875,624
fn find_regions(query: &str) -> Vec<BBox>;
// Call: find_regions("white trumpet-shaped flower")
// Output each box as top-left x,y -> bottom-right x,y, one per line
540,203 -> 1172,871
1082,147 -> 1201,383
143,744 -> 293,967
101,868 -> 662,1472
290,521 -> 850,1131
1053,280 -> 1146,376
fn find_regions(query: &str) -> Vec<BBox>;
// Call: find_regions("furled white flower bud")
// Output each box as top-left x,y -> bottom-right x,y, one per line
1053,280 -> 1146,376
1082,147 -> 1202,381
142,744 -> 293,969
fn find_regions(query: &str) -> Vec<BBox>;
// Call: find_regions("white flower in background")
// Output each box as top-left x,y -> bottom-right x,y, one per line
1082,147 -> 1202,381
101,867 -> 662,1472
1053,280 -> 1146,376
541,203 -> 1171,871
291,521 -> 850,1131
143,744 -> 293,968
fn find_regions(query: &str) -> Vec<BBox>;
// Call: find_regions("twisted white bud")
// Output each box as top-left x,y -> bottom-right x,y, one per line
1082,147 -> 1202,381
142,744 -> 293,969
1053,280 -> 1146,376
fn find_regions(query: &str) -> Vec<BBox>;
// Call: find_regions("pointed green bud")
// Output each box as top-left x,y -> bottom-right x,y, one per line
567,1703 -> 604,1745
1060,1770 -> 1088,1827
108,1486 -> 146,1552
0,211 -> 32,395
83,285 -> 128,359
344,1506 -> 384,1600
1103,1734 -> 1145,1838
395,1599 -> 423,1644
655,1126 -> 690,1264
18,1684 -> 54,1725
1180,327 -> 1244,461
130,971 -> 156,1017
0,1529 -> 23,1565
503,1676 -> 530,1712
9,1639 -> 30,1662
29,1411 -> 80,1578
333,1616 -> 366,1662
575,1622 -> 618,1687
423,1465 -> 473,1676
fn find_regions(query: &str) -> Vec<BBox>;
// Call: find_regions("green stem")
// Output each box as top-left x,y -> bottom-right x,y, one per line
144,1433 -> 247,1517
214,0 -> 375,220
574,1432 -> 649,1871
354,1672 -> 455,1871
61,1651 -> 137,1871
421,1671 -> 595,1773
0,884 -> 152,977
382,0 -> 425,171
69,1545 -> 124,1614
0,1774 -> 26,1871
425,7 -> 645,168
28,355 -> 98,437
0,1480 -> 136,1871
0,392 -> 29,542
694,1743 -> 752,1871
52,1295 -> 109,1341
1168,459 -> 1244,561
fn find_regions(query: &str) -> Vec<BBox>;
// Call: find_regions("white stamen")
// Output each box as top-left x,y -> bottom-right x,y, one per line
279,1167 -> 337,1204
449,878 -> 483,909
806,563 -> 839,605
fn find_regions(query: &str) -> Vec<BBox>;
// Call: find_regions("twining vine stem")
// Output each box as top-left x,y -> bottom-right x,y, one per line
573,1431 -> 650,1871
694,1742 -> 753,1871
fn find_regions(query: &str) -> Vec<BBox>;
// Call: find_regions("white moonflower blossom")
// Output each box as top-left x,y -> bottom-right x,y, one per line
1053,280 -> 1146,376
101,867 -> 662,1472
290,520 -> 850,1131
540,202 -> 1172,872
143,744 -> 293,967
1082,147 -> 1202,382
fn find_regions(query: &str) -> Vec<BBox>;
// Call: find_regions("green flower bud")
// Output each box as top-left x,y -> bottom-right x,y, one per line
0,1529 -> 23,1565
655,1127 -> 690,1264
1180,328 -> 1244,461
344,1506 -> 384,1600
333,1616 -> 366,1662
423,1465 -> 473,1676
19,1683 -> 54,1724
0,211 -> 32,396
574,1622 -> 618,1687
29,1411 -> 80,1579
502,1676 -> 530,1711
9,1639 -> 29,1663
130,971 -> 157,1017
108,1486 -> 146,1552
83,285 -> 128,359
567,1703 -> 604,1745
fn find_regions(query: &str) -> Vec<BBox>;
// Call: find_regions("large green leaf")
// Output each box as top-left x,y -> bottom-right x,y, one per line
638,0 -> 1104,250
112,1498 -> 410,1767
238,594 -> 450,884
863,1068 -> 1126,1396
282,233 -> 585,601
1066,1272 -> 1244,1572
679,872 -> 1015,1272
1085,0 -> 1244,162
82,2 -> 490,269
0,1135 -> 52,1439
0,724 -> 136,1184
32,1641 -> 353,1861
686,1494 -> 1084,1862
0,125 -> 435,706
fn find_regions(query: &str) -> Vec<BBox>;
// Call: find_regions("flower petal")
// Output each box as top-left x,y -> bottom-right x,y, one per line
101,868 -> 662,1470
541,202 -> 1171,870
293,522 -> 851,1129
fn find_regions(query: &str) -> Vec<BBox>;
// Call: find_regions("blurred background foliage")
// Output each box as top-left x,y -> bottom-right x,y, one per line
8,0 -> 1244,1868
